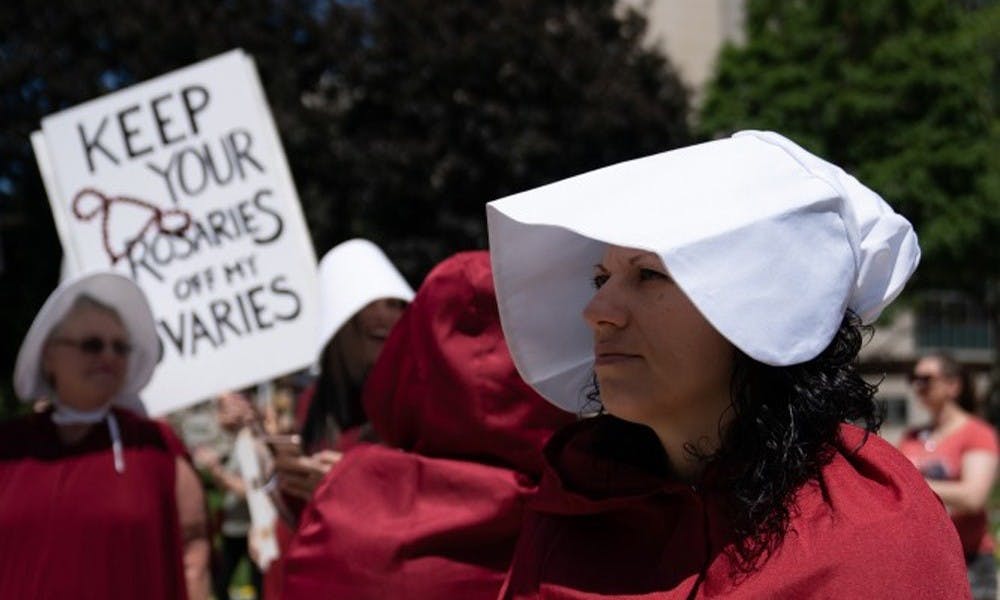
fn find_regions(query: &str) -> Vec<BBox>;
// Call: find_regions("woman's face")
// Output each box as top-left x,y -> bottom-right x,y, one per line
333,298 -> 408,385
911,357 -> 960,412
41,304 -> 130,411
583,246 -> 734,430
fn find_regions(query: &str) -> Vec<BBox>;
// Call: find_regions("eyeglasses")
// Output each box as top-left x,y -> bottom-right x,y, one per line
908,373 -> 940,387
51,336 -> 132,357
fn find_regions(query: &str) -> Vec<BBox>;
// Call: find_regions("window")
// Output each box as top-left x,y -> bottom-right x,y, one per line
915,292 -> 994,350
877,396 -> 909,426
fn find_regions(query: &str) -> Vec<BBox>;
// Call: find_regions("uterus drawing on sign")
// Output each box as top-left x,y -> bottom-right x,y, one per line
72,187 -> 192,266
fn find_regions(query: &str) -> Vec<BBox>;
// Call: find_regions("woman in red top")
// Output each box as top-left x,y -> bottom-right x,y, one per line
280,251 -> 574,599
486,131 -> 970,597
899,352 -> 999,600
0,271 -> 210,599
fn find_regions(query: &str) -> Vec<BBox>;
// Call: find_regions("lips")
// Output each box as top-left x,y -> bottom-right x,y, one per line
593,345 -> 641,366
90,369 -> 118,378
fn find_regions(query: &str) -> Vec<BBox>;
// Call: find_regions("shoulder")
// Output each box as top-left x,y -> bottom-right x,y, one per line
898,424 -> 926,442
959,415 -> 999,453
819,426 -> 941,528
963,415 -> 997,439
0,412 -> 39,433
774,424 -> 967,592
0,412 -> 44,453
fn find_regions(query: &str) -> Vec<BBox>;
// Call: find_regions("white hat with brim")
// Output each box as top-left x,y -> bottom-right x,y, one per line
316,239 -> 415,358
487,130 -> 920,413
13,270 -> 159,404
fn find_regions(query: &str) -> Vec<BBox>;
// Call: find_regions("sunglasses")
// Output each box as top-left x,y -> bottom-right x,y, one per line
51,336 -> 132,357
908,373 -> 940,386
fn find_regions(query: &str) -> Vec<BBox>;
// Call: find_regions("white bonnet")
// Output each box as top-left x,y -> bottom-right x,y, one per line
316,239 -> 415,358
487,130 -> 920,412
13,270 -> 160,404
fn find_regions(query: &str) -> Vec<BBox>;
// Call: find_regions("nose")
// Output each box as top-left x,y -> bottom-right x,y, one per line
582,283 -> 628,332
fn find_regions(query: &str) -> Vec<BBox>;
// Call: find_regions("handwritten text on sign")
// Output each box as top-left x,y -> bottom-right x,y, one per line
34,50 -> 319,415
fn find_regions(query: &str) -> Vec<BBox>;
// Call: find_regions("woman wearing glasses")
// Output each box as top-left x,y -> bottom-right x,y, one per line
0,271 -> 209,600
899,353 -> 999,600
486,131 -> 969,597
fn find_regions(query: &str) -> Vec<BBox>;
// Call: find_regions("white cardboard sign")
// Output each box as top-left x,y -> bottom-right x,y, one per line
32,50 -> 319,415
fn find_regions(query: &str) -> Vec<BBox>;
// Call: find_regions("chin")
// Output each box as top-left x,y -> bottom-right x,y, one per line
80,384 -> 123,407
598,388 -> 658,427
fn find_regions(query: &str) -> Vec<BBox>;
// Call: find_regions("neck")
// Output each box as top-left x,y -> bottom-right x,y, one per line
51,395 -> 113,425
55,422 -> 95,445
932,402 -> 966,430
649,405 -> 731,483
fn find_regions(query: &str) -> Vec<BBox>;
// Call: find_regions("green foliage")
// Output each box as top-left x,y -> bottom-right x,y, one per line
0,0 -> 690,417
311,0 -> 691,276
700,0 -> 999,296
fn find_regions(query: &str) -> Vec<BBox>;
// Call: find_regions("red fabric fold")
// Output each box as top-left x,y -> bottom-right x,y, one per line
281,250 -> 574,600
502,415 -> 971,599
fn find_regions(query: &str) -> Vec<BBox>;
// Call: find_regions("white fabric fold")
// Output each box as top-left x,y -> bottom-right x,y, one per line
315,239 -> 415,359
487,130 -> 919,413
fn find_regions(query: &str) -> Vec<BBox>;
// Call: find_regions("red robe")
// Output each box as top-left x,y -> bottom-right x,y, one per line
501,415 -> 971,599
0,407 -> 188,600
281,250 -> 574,599
262,384 -> 375,600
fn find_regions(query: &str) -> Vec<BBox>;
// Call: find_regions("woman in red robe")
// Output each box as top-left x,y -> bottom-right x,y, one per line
280,251 -> 574,599
0,271 -> 209,599
262,238 -> 413,599
485,131 -> 970,598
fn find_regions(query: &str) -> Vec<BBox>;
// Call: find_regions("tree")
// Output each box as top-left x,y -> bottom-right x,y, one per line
309,0 -> 691,276
0,0 -> 367,416
701,0 -> 998,293
699,0 -> 1000,406
0,0 -> 691,415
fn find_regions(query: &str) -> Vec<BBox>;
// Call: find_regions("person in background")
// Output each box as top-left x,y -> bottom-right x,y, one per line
281,251 -> 574,599
273,238 -> 414,500
485,130 -> 969,597
899,352 -> 999,600
0,271 -> 210,600
263,238 -> 414,599
193,391 -> 263,600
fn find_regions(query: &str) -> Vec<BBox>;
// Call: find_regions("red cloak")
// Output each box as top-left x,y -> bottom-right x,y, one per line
280,250 -> 574,599
0,407 -> 188,600
500,415 -> 971,599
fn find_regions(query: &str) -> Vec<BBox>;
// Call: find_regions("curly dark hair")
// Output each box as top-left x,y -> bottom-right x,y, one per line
586,310 -> 882,573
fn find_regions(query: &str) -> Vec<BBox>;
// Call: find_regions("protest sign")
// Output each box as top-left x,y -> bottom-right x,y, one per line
32,50 -> 319,415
